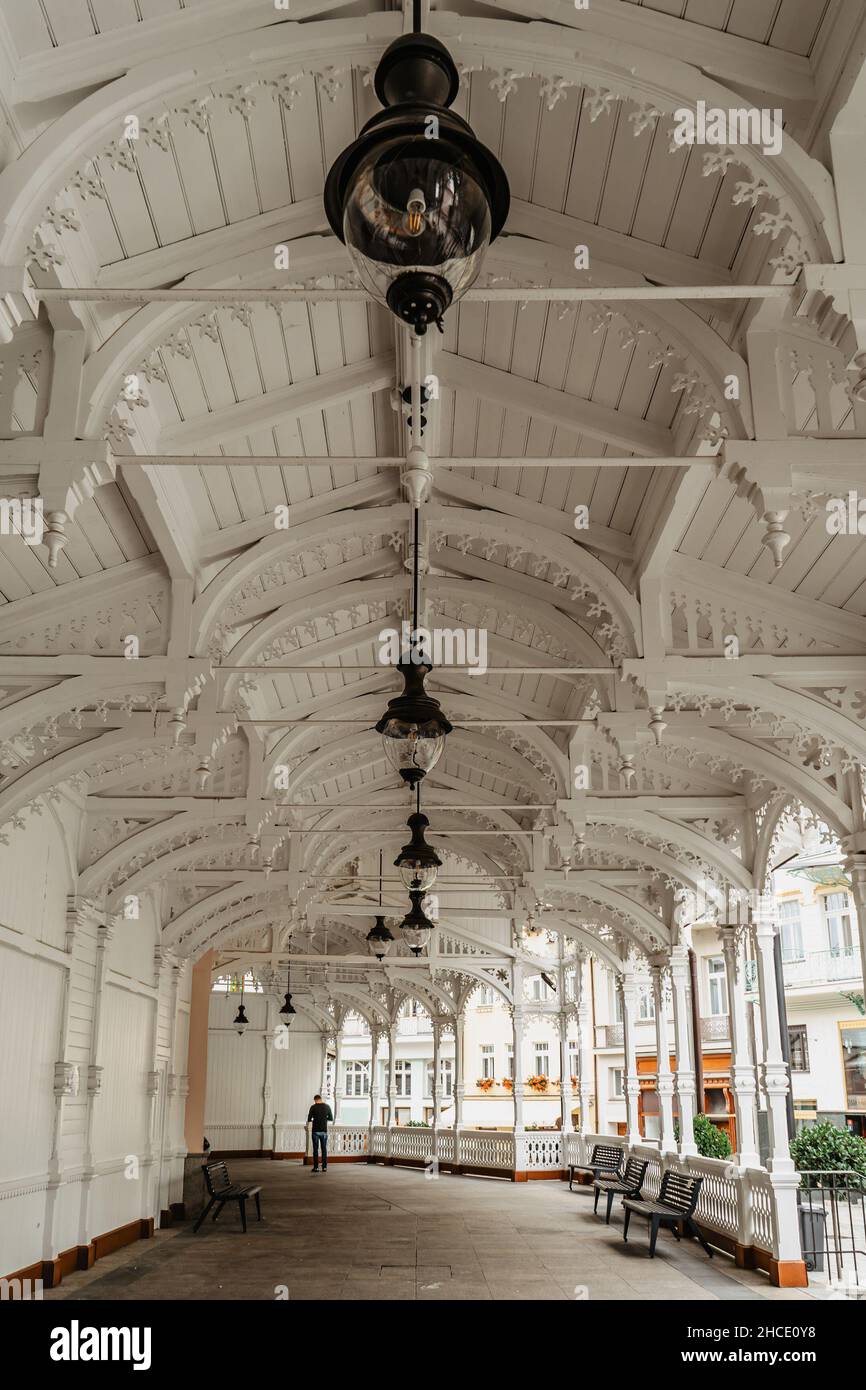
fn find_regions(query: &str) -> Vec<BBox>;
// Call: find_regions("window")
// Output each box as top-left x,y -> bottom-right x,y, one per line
530,976 -> 552,1001
841,1022 -> 866,1111
788,1025 -> 810,1073
394,1060 -> 412,1096
611,1068 -> 624,1098
425,1058 -> 454,1096
505,1043 -> 514,1080
823,892 -> 853,955
614,985 -> 623,1023
568,1046 -> 579,1078
638,984 -> 655,1020
477,986 -> 496,1006
344,1060 -> 369,1096
480,1044 -> 495,1079
533,1043 -> 549,1077
779,899 -> 804,962
707,957 -> 728,1016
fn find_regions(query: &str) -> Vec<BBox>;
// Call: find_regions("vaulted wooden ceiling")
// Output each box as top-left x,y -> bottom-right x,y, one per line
1,0 -> 865,999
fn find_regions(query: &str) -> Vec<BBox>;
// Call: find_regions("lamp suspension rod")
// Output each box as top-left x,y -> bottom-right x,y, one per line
30,285 -> 795,305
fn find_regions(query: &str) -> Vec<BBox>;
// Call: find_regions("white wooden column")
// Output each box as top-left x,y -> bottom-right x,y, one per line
368,1028 -> 381,1130
453,1009 -> 465,1131
261,991 -> 276,1152
719,925 -> 761,1169
616,967 -> 641,1146
750,904 -> 804,1278
431,1018 -> 441,1130
511,1005 -> 526,1132
558,1012 -> 573,1132
670,944 -> 698,1156
844,851 -> 866,979
386,1023 -> 397,1127
577,954 -> 593,1135
333,1030 -> 345,1123
749,908 -> 794,1172
320,1032 -> 331,1100
650,956 -> 676,1156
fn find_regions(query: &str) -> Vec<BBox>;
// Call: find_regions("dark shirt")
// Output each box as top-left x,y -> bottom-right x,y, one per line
307,1102 -> 333,1132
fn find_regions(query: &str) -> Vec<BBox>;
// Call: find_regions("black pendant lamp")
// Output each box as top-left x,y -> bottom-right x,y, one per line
399,886 -> 436,956
233,978 -> 249,1036
376,506 -> 452,786
366,849 -> 395,959
323,12 -> 509,334
395,808 -> 442,891
279,961 -> 296,1025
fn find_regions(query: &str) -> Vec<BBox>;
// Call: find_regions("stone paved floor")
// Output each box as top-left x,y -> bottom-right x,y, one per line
45,1159 -> 814,1302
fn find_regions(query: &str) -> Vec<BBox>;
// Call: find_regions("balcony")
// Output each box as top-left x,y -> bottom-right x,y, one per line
596,1024 -> 624,1047
745,947 -> 862,994
700,1015 -> 730,1042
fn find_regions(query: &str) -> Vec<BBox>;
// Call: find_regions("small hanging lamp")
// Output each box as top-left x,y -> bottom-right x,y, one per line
366,850 -> 395,959
279,961 -> 296,1025
399,886 -> 435,956
233,978 -> 249,1036
394,808 -> 442,891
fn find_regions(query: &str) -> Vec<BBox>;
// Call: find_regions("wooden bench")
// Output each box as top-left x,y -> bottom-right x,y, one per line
592,1156 -> 649,1225
193,1160 -> 263,1235
568,1143 -> 624,1191
621,1170 -> 713,1259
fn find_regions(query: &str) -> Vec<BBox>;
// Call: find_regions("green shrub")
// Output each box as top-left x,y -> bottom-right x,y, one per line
693,1113 -> 732,1159
674,1114 -> 732,1159
790,1122 -> 866,1189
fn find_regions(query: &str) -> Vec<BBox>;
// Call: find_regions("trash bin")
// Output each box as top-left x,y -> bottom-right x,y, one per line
798,1203 -> 827,1273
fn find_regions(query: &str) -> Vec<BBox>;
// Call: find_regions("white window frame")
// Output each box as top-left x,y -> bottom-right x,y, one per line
533,1043 -> 549,1078
344,1060 -> 370,1097
707,956 -> 728,1017
822,891 -> 853,955
394,1059 -> 413,1097
779,898 -> 804,962
611,1067 -> 624,1098
480,1044 -> 495,1079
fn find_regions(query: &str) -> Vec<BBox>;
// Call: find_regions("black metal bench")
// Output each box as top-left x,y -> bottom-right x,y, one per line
622,1169 -> 713,1259
193,1160 -> 263,1235
568,1143 -> 624,1191
593,1155 -> 649,1224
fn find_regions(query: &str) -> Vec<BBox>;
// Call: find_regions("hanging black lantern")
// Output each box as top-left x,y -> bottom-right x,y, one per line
233,1002 -> 249,1036
366,914 -> 395,960
399,886 -> 435,955
375,659 -> 452,786
279,963 -> 296,1025
324,31 -> 509,335
394,809 -> 442,891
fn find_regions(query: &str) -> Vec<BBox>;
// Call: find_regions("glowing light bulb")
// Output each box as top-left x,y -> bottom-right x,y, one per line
404,189 -> 426,236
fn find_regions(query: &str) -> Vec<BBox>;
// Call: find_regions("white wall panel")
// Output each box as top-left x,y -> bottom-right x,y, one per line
0,804 -> 75,949
0,944 -> 64,1180
91,985 -> 151,1162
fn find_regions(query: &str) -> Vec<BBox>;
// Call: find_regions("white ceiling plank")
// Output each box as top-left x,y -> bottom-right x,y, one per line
436,352 -> 673,456
471,0 -> 815,101
158,353 -> 396,450
10,0 -> 356,103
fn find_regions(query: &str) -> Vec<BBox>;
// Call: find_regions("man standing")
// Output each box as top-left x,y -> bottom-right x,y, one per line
307,1093 -> 333,1172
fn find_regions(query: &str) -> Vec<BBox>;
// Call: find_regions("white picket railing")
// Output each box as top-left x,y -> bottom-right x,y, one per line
561,1131 -> 779,1259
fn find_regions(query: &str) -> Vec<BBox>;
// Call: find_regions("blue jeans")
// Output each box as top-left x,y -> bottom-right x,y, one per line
312,1131 -> 328,1167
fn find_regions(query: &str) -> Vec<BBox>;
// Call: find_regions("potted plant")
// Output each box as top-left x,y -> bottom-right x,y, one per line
502,1077 -> 513,1091
476,1076 -> 495,1092
526,1074 -> 549,1093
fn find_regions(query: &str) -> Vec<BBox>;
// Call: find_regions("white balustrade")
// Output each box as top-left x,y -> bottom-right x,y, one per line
523,1132 -> 563,1169
329,1125 -> 368,1156
458,1129 -> 514,1170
